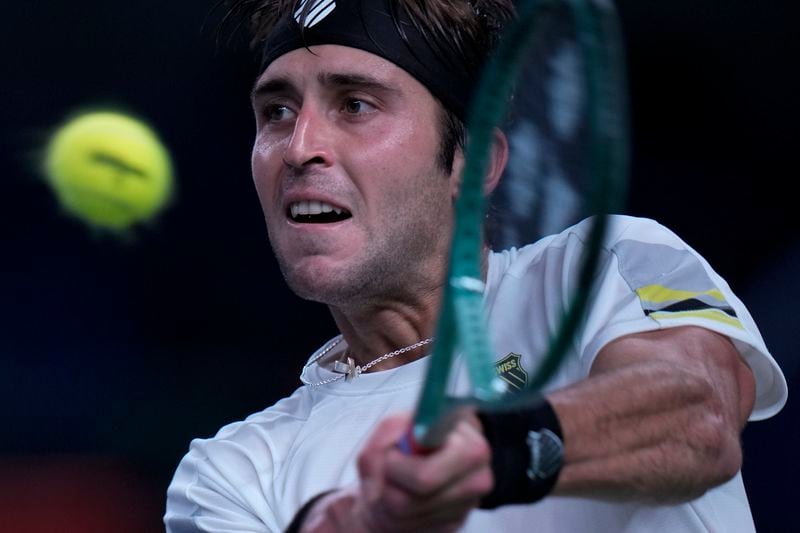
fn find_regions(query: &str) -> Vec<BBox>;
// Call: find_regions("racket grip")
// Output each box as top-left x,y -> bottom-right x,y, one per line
397,427 -> 436,455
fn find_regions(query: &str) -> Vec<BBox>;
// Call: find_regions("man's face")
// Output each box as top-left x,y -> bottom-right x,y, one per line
251,45 -> 461,306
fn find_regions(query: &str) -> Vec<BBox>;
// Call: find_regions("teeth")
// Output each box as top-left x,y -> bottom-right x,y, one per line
290,201 -> 348,218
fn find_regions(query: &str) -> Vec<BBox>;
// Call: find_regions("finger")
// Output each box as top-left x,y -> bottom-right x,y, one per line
362,413 -> 413,451
367,488 -> 472,533
357,413 -> 414,503
356,413 -> 491,532
385,417 -> 492,496
378,465 -> 492,523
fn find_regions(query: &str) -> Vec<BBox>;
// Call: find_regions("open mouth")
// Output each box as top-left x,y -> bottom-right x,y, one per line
288,200 -> 352,224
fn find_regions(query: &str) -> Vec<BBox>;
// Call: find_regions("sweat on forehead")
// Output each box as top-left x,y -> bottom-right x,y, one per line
259,0 -> 479,121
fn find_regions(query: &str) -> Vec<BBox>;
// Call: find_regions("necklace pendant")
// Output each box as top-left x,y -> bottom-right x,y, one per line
333,356 -> 361,381
332,359 -> 350,375
304,336 -> 435,388
345,357 -> 360,382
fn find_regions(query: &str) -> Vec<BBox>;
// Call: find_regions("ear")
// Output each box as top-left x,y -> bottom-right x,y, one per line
449,127 -> 509,199
483,128 -> 509,195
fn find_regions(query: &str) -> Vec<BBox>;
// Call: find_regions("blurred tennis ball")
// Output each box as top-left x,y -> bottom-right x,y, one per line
44,110 -> 174,231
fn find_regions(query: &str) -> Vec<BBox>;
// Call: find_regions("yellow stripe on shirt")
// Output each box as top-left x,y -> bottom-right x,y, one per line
636,284 -> 727,304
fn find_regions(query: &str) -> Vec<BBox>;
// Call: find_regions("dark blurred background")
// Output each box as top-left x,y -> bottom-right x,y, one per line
1,1 -> 796,531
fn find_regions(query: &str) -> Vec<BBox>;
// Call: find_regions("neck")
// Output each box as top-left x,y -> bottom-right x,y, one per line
327,245 -> 492,372
329,292 -> 438,372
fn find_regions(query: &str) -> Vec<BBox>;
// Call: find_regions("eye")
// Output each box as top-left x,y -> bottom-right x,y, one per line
264,104 -> 295,123
342,98 -> 376,116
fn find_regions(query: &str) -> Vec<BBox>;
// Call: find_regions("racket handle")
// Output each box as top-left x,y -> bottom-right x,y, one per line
400,406 -> 471,454
398,427 -> 436,455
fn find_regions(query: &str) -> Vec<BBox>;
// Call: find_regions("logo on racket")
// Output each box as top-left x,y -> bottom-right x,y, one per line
294,0 -> 336,28
494,352 -> 528,391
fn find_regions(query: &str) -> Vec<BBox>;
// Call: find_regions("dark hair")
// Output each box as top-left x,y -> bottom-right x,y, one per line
223,0 -> 514,172
438,106 -> 464,173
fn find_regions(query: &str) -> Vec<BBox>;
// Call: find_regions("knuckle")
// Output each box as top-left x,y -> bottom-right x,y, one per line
676,370 -> 715,405
452,425 -> 491,467
471,431 -> 492,459
410,468 -> 439,493
694,414 -> 725,455
715,434 -> 743,483
461,441 -> 490,469
356,450 -> 373,477
469,469 -> 495,497
382,487 -> 414,519
685,412 -> 742,486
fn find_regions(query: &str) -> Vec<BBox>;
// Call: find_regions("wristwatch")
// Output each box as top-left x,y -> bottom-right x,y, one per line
526,428 -> 564,481
478,400 -> 565,508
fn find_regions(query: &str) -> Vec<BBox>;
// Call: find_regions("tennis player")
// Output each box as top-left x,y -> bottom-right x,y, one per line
165,1 -> 787,531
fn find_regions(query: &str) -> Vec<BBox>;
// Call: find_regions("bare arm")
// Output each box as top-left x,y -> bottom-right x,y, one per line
550,325 -> 756,503
294,325 -> 756,530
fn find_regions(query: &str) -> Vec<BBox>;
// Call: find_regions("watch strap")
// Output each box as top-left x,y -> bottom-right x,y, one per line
477,398 -> 564,509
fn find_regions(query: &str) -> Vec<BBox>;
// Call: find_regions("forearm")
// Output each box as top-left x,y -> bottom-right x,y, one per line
550,327 -> 754,503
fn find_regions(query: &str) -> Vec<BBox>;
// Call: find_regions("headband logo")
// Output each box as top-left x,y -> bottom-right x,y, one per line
294,0 -> 337,28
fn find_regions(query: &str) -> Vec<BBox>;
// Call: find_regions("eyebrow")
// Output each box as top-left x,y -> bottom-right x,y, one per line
251,71 -> 399,102
251,77 -> 293,102
319,72 -> 399,94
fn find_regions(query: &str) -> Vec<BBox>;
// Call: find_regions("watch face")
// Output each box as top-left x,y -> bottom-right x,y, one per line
526,428 -> 564,480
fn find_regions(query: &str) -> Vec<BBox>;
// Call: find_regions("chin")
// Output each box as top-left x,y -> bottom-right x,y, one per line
279,261 -> 349,305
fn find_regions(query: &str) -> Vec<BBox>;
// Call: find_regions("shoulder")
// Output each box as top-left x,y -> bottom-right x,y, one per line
164,387 -> 315,530
488,215 -> 787,420
489,215 -> 674,280
569,216 -> 787,420
557,214 -> 683,250
181,386 -> 314,473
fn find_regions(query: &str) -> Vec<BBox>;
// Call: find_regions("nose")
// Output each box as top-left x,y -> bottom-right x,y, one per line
282,106 -> 333,170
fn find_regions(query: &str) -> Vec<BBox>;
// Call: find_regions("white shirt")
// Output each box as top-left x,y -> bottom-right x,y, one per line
165,216 -> 787,532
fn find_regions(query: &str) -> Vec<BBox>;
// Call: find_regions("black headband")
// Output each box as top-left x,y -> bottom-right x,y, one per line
260,0 -> 478,121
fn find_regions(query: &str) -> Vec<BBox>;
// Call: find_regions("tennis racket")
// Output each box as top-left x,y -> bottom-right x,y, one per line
408,0 -> 630,450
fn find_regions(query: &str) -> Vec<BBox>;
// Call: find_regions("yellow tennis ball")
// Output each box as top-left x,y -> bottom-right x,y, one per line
44,111 -> 174,231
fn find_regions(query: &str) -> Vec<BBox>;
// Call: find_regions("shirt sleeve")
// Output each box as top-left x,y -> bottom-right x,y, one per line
164,430 -> 281,533
574,216 -> 787,421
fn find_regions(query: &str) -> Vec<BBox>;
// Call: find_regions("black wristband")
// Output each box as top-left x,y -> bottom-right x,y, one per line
477,398 -> 564,509
285,490 -> 335,533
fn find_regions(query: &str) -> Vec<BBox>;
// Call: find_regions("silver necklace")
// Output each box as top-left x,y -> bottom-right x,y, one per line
300,336 -> 435,387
